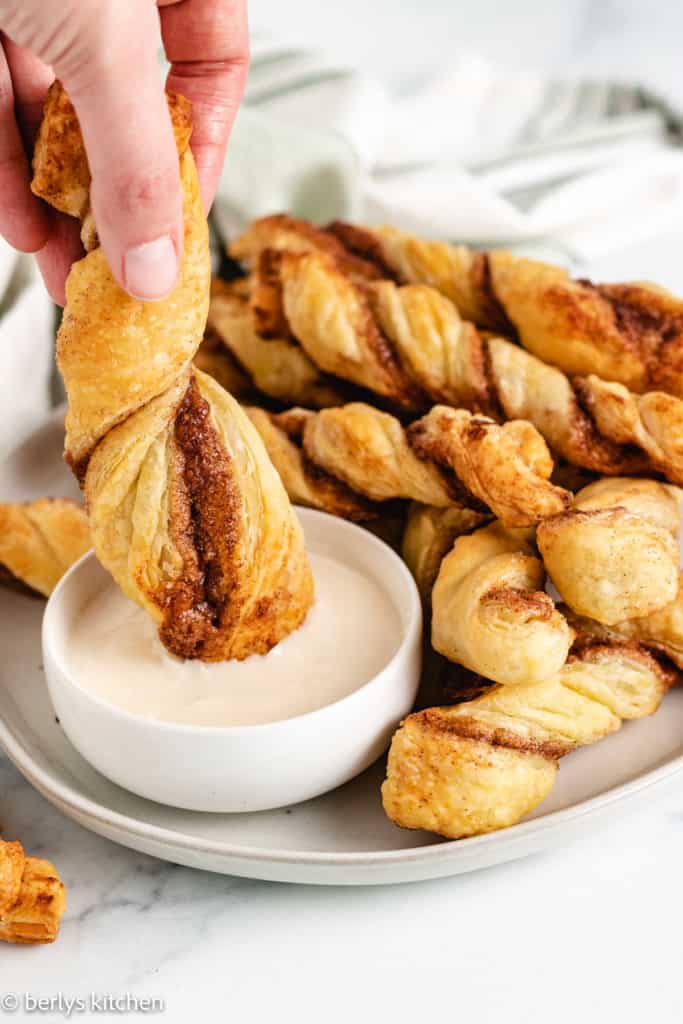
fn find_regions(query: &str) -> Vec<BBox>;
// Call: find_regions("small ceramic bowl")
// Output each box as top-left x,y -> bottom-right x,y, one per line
42,509 -> 422,813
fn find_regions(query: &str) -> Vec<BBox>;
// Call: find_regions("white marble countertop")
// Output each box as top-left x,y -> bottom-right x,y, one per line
4,3 -> 683,1021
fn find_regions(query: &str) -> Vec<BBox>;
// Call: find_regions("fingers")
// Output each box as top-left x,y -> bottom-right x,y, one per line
161,0 -> 249,210
53,2 -> 183,300
0,38 -> 49,252
2,35 -> 53,148
35,212 -> 83,306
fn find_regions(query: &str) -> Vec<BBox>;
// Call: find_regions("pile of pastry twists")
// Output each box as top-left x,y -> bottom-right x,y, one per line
204,215 -> 683,840
383,478 -> 683,837
0,838 -> 66,944
4,180 -> 683,844
203,214 -> 683,486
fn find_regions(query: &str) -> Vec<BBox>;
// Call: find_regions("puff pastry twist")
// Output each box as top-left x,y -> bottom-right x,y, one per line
246,401 -> 571,528
327,220 -> 683,397
0,498 -> 89,596
537,478 -> 681,625
382,639 -> 675,839
31,84 -> 313,660
429,521 -> 573,687
229,215 -> 683,486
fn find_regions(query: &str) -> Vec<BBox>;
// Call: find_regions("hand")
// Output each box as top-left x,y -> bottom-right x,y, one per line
0,0 -> 248,303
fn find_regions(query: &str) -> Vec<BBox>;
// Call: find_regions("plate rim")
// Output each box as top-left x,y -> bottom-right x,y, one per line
3,408 -> 683,877
2,706 -> 683,868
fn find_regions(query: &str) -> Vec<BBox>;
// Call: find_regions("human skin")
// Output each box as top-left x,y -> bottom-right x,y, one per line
0,0 -> 249,303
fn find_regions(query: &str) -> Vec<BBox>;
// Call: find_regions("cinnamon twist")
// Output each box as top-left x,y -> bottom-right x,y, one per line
382,639 -> 675,839
326,220 -> 683,397
537,478 -> 681,625
32,84 -> 313,661
0,498 -> 89,597
430,521 -> 573,687
206,277 -> 349,408
246,401 -> 571,528
229,215 -> 683,486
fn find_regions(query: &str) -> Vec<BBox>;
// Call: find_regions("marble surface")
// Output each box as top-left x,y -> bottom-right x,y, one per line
4,4 -> 683,1021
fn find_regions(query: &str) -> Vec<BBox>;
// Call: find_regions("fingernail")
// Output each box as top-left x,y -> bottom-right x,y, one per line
123,235 -> 178,300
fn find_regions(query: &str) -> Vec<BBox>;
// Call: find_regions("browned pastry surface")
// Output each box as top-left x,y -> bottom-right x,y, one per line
229,215 -> 683,485
31,84 -> 313,661
430,520 -> 572,686
205,277 -> 348,408
0,839 -> 66,944
328,220 -> 683,397
247,400 -> 571,528
382,640 -> 676,839
537,478 -> 681,626
0,498 -> 90,597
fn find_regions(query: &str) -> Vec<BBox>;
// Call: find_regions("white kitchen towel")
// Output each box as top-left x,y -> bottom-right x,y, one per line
214,40 -> 683,262
0,240 -> 55,458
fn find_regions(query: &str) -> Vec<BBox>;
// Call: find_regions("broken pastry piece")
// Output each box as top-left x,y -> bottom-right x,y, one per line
0,838 -> 66,945
32,82 -> 313,661
0,498 -> 90,597
382,640 -> 674,839
537,478 -> 680,626
431,521 -> 573,687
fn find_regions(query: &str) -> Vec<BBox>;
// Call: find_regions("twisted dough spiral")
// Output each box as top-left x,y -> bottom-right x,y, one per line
430,521 -> 573,687
326,220 -> 683,397
562,580 -> 683,673
32,84 -> 313,660
0,499 -> 89,597
206,278 -> 348,408
537,478 -> 681,625
382,639 -> 675,839
246,400 -> 570,527
228,215 -> 683,486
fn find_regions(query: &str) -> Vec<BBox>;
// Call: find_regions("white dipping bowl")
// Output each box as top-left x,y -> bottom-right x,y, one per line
42,509 -> 422,813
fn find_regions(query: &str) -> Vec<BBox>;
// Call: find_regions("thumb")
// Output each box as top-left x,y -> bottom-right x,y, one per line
59,3 -> 183,300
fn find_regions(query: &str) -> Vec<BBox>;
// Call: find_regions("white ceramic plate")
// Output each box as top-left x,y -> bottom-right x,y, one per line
2,411 -> 683,885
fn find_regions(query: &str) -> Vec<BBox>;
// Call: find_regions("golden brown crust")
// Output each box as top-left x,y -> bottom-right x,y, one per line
402,502 -> 491,603
250,400 -> 571,528
278,249 -> 423,409
301,403 -> 457,506
230,213 -> 389,283
431,521 -> 573,687
206,277 -> 347,408
0,498 -> 90,597
366,224 -> 683,397
407,406 -> 571,527
245,406 -> 380,521
53,141 -> 209,473
32,82 -> 192,250
229,216 -> 683,485
0,840 -> 66,945
562,576 -> 683,671
33,85 -> 314,661
86,371 -> 314,661
382,639 -> 673,839
537,482 -> 680,626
